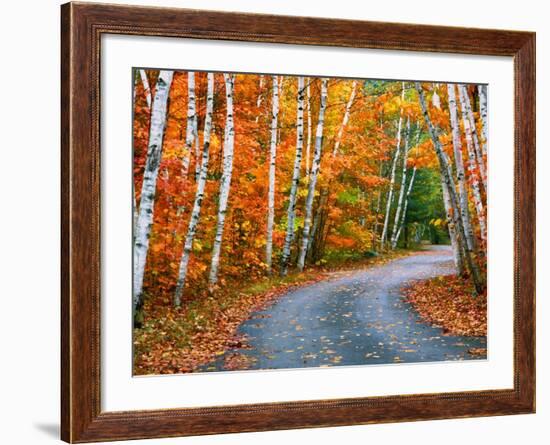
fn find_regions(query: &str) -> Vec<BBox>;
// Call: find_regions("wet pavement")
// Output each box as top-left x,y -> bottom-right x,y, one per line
198,245 -> 487,372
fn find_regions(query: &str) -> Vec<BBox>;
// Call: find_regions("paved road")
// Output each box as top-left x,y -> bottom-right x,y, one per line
199,245 -> 486,372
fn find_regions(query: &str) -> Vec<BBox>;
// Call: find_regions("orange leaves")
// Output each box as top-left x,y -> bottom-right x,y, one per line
402,275 -> 487,337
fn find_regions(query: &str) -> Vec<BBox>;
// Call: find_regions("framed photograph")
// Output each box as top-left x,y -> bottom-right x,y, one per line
61,2 -> 535,442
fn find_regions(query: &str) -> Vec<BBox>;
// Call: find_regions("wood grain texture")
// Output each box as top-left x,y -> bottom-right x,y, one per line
60,2 -> 535,442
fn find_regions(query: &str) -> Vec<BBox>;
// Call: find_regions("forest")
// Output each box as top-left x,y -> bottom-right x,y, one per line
132,70 -> 488,375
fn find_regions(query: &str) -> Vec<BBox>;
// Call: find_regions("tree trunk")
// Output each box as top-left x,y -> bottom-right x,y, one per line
173,73 -> 214,306
448,84 -> 476,251
478,84 -> 488,157
297,78 -> 328,271
457,84 -> 487,243
380,82 -> 405,249
193,106 -> 201,181
139,69 -> 151,108
132,70 -> 174,319
305,80 -> 312,177
416,82 -> 484,294
458,84 -> 487,191
208,74 -> 236,288
182,72 -> 196,174
394,166 -> 417,245
280,77 -> 305,275
332,80 -> 357,156
440,172 -> 465,275
265,75 -> 280,273
255,75 -> 265,123
390,116 -> 411,249
310,80 -> 358,259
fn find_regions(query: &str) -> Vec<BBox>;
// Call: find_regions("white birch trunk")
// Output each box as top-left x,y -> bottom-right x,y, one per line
458,84 -> 487,190
280,77 -> 305,275
305,80 -> 312,177
416,82 -> 484,293
182,72 -> 196,174
132,70 -> 174,316
394,166 -> 417,244
390,116 -> 411,249
297,78 -> 328,271
173,73 -> 214,306
457,84 -> 487,243
332,80 -> 357,156
478,84 -> 488,157
255,75 -> 265,123
380,82 -> 405,249
193,110 -> 201,181
139,69 -> 152,108
447,84 -> 476,251
208,74 -> 236,288
265,75 -> 280,273
440,171 -> 465,275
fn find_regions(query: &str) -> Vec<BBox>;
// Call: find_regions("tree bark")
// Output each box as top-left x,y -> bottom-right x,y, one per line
182,72 -> 196,174
265,75 -> 280,273
280,77 -> 305,276
297,78 -> 328,271
380,82 -> 405,249
208,74 -> 236,288
458,84 -> 487,191
255,75 -> 265,123
132,70 -> 174,318
173,73 -> 214,306
416,82 -> 484,294
305,80 -> 312,177
193,106 -> 201,181
448,84 -> 476,251
440,171 -> 465,275
478,84 -> 488,157
394,166 -> 417,245
332,80 -> 357,156
457,84 -> 487,243
139,69 -> 152,109
390,116 -> 411,249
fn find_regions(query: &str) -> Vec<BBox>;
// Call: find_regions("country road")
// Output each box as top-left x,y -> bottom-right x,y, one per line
199,245 -> 487,372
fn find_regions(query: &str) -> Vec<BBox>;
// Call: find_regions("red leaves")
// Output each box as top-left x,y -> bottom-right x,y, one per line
402,275 -> 487,337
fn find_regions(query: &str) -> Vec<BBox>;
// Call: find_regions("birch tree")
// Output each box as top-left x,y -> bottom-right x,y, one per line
173,73 -> 214,306
193,111 -> 201,181
332,80 -> 357,156
393,166 -> 417,245
478,84 -> 488,157
458,84 -> 487,190
305,80 -> 312,176
380,82 -> 405,249
139,69 -> 152,108
132,70 -> 174,318
447,84 -> 476,251
280,77 -> 305,276
440,171 -> 465,275
182,72 -> 196,174
457,84 -> 487,242
309,79 -> 358,258
390,116 -> 411,249
255,75 -> 265,123
416,82 -> 484,293
265,75 -> 280,273
297,78 -> 328,271
208,74 -> 236,288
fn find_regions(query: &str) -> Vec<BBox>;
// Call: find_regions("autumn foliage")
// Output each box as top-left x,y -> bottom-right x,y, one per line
132,70 -> 488,374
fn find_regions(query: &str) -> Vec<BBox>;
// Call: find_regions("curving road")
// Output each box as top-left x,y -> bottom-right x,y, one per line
199,245 -> 487,372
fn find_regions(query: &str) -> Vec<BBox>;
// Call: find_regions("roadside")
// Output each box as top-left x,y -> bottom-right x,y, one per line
133,249 -> 413,375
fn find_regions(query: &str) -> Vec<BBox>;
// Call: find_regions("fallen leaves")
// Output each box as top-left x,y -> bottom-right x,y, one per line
402,274 -> 487,337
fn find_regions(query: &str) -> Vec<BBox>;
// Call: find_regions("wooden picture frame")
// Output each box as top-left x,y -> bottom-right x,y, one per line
61,1 -> 535,442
